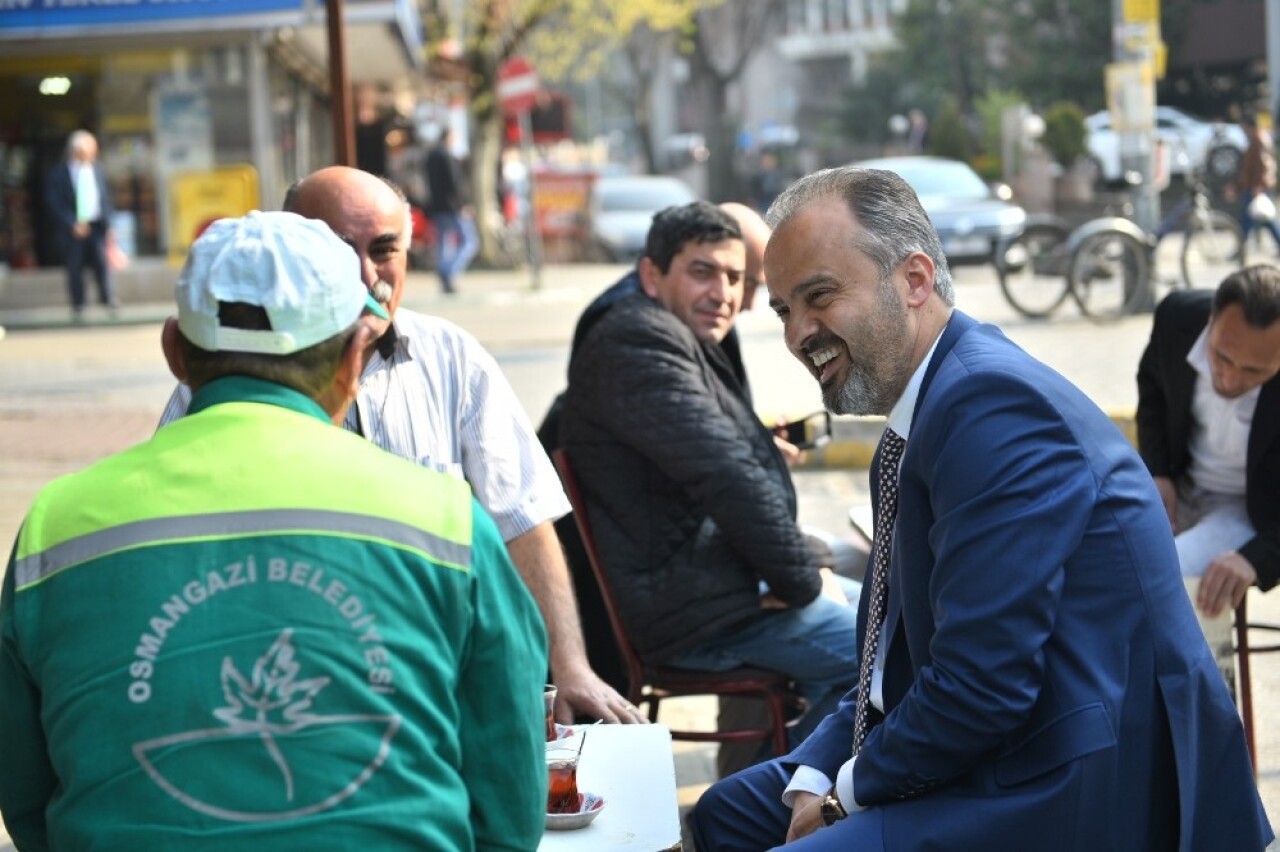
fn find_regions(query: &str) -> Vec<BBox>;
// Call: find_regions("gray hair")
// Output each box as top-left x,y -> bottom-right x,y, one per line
766,166 -> 955,305
66,129 -> 96,157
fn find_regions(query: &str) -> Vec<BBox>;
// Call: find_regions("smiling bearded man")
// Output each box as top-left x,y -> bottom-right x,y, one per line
690,165 -> 1270,852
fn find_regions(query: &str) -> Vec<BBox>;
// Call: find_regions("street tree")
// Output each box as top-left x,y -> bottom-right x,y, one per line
685,0 -> 784,201
528,0 -> 699,175
426,0 -> 699,266
891,0 -> 997,122
995,0 -> 1111,113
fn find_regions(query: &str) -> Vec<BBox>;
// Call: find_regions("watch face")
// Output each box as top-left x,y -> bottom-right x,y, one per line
821,794 -> 846,826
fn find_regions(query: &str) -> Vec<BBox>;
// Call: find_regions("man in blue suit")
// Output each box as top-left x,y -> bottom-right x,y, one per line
45,129 -> 117,319
691,166 -> 1271,850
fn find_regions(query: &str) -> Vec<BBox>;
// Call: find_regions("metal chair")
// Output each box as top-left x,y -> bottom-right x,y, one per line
552,449 -> 797,756
1234,598 -> 1280,773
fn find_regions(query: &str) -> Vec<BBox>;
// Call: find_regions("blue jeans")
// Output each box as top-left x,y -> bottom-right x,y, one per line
668,580 -> 860,746
1240,189 -> 1280,257
430,211 -> 479,292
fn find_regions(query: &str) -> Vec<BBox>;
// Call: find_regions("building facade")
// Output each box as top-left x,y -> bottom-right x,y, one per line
0,0 -> 421,267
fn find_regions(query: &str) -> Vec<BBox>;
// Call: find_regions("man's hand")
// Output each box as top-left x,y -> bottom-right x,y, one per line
772,434 -> 805,467
786,791 -> 825,843
72,222 -> 90,239
1197,551 -> 1257,618
553,663 -> 649,725
505,525 -> 646,724
818,567 -> 849,607
1153,476 -> 1179,533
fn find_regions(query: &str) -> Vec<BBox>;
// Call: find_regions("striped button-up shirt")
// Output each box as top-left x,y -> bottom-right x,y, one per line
158,308 -> 570,542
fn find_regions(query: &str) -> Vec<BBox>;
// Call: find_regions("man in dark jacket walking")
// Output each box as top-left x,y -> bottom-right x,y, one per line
559,202 -> 859,745
423,127 -> 478,294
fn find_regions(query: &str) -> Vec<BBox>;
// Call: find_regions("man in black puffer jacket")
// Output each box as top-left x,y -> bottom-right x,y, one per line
560,202 -> 858,745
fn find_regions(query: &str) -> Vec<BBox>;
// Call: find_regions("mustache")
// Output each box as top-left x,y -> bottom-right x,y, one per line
370,280 -> 394,305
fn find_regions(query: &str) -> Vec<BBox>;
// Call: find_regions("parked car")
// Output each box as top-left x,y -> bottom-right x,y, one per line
588,174 -> 697,262
1085,106 -> 1246,185
853,156 -> 1027,264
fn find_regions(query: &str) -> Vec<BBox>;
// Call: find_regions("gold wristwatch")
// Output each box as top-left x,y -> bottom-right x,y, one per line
820,789 -> 848,826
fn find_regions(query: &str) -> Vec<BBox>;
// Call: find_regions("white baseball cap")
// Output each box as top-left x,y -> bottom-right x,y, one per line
176,210 -> 387,355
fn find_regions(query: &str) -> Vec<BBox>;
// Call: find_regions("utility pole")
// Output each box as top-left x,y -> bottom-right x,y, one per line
1268,0 -> 1280,119
1109,0 -> 1159,232
326,0 -> 355,167
1108,0 -> 1161,310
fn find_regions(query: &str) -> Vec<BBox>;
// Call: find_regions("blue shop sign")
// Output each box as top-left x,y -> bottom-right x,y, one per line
1,0 -> 318,33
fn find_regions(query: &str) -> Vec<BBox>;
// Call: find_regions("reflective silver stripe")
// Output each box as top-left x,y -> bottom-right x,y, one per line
14,509 -> 470,589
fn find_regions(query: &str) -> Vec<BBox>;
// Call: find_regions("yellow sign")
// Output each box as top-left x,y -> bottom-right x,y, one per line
1123,0 -> 1159,23
167,165 -> 260,265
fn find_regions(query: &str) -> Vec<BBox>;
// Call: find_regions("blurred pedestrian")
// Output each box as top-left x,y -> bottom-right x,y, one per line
424,127 -> 479,294
46,129 -> 118,320
907,108 -> 929,154
1227,113 -> 1280,262
754,152 -> 785,214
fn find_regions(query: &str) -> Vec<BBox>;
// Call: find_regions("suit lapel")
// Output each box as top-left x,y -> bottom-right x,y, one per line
881,311 -> 974,708
912,310 -> 975,424
1249,378 -> 1280,469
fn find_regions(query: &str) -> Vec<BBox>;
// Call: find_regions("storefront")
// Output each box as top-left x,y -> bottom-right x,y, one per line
0,0 -> 422,268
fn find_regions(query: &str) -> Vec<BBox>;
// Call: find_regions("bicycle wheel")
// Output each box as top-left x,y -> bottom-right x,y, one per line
1068,230 -> 1150,322
1180,209 -> 1241,289
996,223 -> 1071,319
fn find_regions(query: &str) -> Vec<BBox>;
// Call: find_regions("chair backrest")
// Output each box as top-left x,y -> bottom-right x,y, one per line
551,449 -> 649,701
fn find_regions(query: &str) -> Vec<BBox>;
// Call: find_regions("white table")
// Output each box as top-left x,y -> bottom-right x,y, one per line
538,723 -> 681,851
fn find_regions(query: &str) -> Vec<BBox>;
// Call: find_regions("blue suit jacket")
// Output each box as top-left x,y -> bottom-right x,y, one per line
788,312 -> 1270,850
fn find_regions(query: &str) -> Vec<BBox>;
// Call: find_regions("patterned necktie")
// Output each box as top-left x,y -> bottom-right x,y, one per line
851,428 -> 906,756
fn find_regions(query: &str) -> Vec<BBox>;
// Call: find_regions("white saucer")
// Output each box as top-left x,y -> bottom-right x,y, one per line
545,792 -> 606,830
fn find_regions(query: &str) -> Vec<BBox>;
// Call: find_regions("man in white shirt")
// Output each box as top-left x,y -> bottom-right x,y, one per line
45,129 -> 117,320
690,166 -> 1268,850
159,166 -> 641,725
1136,267 -> 1280,617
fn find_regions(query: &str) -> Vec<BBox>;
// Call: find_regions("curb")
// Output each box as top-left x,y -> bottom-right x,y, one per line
800,410 -> 1138,470
0,309 -> 173,332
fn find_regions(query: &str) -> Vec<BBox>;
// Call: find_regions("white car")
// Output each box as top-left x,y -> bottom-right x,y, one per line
588,175 -> 697,262
853,156 -> 1026,263
1085,106 -> 1246,185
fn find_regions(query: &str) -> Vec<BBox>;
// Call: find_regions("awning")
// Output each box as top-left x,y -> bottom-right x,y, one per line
0,0 -> 423,83
291,0 -> 424,84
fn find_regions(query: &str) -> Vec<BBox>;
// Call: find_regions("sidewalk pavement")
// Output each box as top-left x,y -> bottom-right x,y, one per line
1,260 -> 1276,848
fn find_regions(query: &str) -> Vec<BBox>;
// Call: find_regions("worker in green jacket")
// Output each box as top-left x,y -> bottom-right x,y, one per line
0,210 -> 548,851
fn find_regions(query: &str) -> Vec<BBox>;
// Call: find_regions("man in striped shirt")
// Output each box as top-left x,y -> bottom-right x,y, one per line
159,166 -> 642,726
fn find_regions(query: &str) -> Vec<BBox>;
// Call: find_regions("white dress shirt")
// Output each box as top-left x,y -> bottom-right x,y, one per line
1185,327 -> 1256,497
784,324 -> 947,813
158,308 -> 570,542
73,162 -> 102,224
